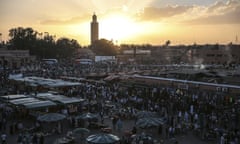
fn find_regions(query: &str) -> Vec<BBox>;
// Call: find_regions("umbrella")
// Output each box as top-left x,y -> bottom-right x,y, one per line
73,128 -> 90,135
132,133 -> 154,142
73,127 -> 90,143
37,113 -> 66,122
136,117 -> 165,129
86,133 -> 120,144
136,111 -> 159,119
76,112 -> 98,120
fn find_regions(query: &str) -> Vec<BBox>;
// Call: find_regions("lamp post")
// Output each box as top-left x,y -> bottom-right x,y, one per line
0,33 -> 2,48
0,33 -> 2,43
1,56 -> 6,82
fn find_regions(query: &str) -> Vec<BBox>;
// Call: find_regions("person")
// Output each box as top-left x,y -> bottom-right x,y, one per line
116,118 -> 123,132
22,135 -> 27,144
132,126 -> 137,134
100,111 -> 104,124
35,121 -> 40,131
32,133 -> 38,144
220,134 -> 225,144
184,111 -> 189,123
9,124 -> 14,135
1,133 -> 7,144
57,122 -> 62,134
17,133 -> 23,144
39,134 -> 44,144
112,116 -> 117,130
17,121 -> 23,132
0,120 -> 2,131
2,118 -> 6,131
158,125 -> 162,135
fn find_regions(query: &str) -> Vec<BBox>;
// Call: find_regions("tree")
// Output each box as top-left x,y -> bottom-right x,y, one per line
8,27 -> 37,51
7,27 -> 81,59
36,33 -> 56,58
56,38 -> 80,58
91,39 -> 117,56
165,40 -> 171,47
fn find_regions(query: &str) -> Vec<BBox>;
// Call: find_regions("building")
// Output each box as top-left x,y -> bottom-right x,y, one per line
117,44 -> 240,65
188,44 -> 240,65
117,49 -> 152,64
151,45 -> 190,64
0,49 -> 35,69
90,13 -> 99,45
75,48 -> 95,60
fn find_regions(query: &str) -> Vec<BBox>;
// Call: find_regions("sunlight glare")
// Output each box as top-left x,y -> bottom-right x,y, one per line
100,15 -> 141,43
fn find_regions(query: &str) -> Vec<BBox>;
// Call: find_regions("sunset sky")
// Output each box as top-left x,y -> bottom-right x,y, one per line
0,0 -> 240,46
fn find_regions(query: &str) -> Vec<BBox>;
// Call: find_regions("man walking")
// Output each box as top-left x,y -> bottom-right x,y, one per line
1,132 -> 7,144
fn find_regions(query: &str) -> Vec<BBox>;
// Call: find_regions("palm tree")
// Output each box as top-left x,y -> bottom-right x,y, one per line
165,40 -> 171,47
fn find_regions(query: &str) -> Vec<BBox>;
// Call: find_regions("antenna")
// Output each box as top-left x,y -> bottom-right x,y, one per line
236,35 -> 238,43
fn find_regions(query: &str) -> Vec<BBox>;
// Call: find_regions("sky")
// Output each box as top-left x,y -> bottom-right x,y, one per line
0,0 -> 240,46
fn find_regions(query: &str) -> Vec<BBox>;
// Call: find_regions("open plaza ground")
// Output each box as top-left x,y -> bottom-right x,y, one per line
0,62 -> 239,144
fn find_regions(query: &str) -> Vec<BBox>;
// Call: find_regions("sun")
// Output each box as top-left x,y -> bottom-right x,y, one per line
100,14 -> 140,43
65,13 -> 156,45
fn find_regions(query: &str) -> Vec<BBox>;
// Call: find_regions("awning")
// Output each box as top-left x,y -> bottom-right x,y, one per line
35,94 -> 84,105
23,100 -> 57,109
0,94 -> 28,100
54,97 -> 85,105
9,97 -> 40,105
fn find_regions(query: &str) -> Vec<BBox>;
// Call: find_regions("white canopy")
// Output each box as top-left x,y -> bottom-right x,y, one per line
35,93 -> 84,105
10,76 -> 82,88
0,94 -> 28,100
23,100 -> 57,109
9,97 -> 40,105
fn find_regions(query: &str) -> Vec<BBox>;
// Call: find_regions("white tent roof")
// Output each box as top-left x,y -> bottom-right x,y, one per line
35,93 -> 84,105
23,100 -> 57,109
10,76 -> 82,88
0,94 -> 28,100
9,97 -> 40,105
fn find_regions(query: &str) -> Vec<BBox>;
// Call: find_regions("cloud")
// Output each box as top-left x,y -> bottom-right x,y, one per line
135,0 -> 240,25
188,6 -> 240,24
207,1 -> 225,13
137,5 -> 192,21
39,0 -> 240,26
207,0 -> 239,13
90,0 -> 153,13
40,15 -> 90,25
186,0 -> 240,24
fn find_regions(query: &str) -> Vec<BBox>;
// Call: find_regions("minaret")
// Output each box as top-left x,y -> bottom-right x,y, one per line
91,13 -> 99,45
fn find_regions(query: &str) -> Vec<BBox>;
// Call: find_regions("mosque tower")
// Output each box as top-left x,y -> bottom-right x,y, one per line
90,13 -> 99,45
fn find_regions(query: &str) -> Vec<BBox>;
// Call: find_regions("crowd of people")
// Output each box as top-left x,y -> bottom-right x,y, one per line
0,61 -> 239,144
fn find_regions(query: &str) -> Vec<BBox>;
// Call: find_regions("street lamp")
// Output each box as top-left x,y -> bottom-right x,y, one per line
0,33 -> 2,46
1,56 -> 7,82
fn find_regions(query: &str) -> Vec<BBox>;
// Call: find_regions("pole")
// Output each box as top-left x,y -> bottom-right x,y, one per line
1,56 -> 6,83
0,33 -> 2,44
